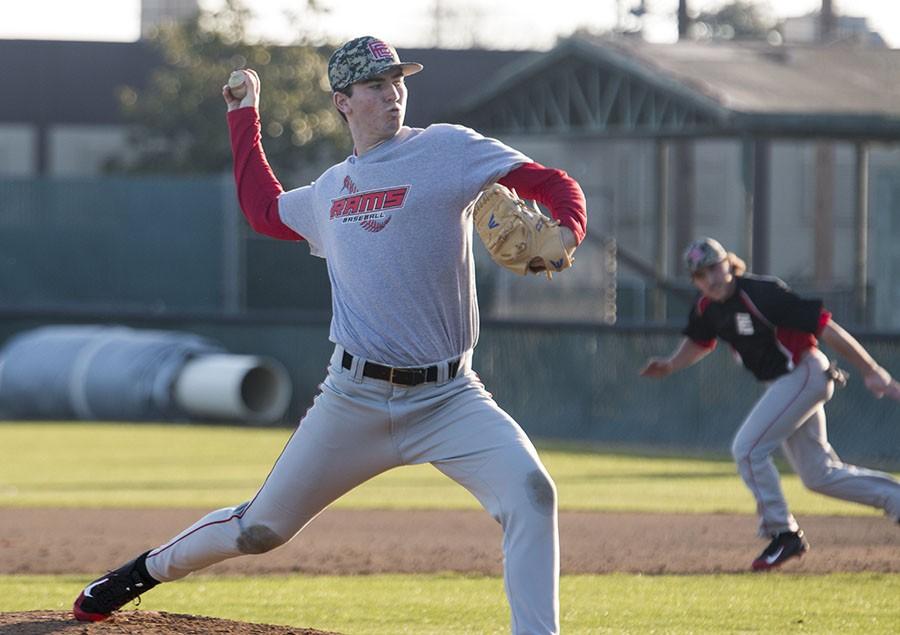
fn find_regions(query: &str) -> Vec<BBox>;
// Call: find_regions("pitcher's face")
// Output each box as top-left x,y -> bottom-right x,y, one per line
345,69 -> 407,140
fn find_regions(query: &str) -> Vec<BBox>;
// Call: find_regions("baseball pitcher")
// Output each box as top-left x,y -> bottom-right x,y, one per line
73,36 -> 587,635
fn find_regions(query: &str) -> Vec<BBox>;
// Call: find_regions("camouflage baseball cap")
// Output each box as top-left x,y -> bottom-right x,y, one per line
328,36 -> 423,92
683,237 -> 728,273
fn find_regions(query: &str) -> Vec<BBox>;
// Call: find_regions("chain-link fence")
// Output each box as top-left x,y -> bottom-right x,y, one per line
1,177 -> 899,466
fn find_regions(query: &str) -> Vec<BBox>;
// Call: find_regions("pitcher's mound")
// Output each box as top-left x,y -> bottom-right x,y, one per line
0,610 -> 343,634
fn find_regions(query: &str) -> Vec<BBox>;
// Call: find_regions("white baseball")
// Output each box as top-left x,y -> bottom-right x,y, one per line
228,71 -> 247,99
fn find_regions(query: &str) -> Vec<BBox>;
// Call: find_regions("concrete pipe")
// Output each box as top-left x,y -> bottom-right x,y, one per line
173,354 -> 292,423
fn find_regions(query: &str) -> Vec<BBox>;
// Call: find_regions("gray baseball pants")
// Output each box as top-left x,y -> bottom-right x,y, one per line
731,348 -> 900,537
144,344 -> 560,635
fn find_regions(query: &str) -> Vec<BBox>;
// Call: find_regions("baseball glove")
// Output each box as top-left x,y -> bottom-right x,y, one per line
472,183 -> 573,278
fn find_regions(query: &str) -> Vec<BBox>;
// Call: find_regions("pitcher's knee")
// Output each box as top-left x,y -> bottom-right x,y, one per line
236,524 -> 285,554
525,469 -> 557,517
731,439 -> 749,464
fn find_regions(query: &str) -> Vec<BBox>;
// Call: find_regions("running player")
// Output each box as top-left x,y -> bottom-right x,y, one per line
72,36 -> 586,634
640,237 -> 900,570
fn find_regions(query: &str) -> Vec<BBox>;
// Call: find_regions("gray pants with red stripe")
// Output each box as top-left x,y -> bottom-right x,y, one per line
143,345 -> 560,635
732,348 -> 900,537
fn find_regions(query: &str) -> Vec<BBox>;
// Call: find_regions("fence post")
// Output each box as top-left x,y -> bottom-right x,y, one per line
220,173 -> 245,315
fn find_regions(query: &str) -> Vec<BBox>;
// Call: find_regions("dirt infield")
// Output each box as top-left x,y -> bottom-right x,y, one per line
3,507 -> 898,576
2,508 -> 897,633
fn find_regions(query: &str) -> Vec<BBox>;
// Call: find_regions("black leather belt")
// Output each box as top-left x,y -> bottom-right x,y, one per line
342,351 -> 460,386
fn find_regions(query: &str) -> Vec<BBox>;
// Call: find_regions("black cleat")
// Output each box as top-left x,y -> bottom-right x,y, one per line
751,530 -> 810,571
72,551 -> 159,622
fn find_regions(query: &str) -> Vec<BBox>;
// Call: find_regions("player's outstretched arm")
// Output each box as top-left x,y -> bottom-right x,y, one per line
820,320 -> 900,400
640,337 -> 712,378
223,69 -> 301,241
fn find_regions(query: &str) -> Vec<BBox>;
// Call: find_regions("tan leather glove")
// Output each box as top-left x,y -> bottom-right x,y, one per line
472,183 -> 574,278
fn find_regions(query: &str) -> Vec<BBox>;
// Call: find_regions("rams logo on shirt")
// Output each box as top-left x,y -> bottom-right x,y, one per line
330,185 -> 410,233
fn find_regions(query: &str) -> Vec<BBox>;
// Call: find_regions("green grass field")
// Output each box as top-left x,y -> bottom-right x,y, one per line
0,422 -> 892,515
1,422 -> 898,633
2,573 -> 899,634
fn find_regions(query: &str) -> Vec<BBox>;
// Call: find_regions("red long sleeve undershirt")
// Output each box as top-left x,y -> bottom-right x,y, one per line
228,108 -> 301,241
498,162 -> 587,245
228,108 -> 588,244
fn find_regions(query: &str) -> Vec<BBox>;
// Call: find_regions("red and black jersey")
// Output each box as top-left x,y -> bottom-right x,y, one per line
683,274 -> 831,381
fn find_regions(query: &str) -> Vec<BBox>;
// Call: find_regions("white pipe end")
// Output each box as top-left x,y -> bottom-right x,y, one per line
174,354 -> 292,423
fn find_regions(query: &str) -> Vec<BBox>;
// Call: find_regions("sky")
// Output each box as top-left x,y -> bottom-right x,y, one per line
1,0 -> 899,50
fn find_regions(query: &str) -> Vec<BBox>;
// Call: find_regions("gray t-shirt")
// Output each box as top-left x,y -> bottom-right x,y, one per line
278,123 -> 529,367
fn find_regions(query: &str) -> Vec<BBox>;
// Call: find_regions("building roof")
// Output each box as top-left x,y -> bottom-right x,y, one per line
609,38 -> 900,117
8,36 -> 900,140
453,35 -> 900,139
397,46 -> 538,127
0,39 -> 535,129
1,39 -> 159,124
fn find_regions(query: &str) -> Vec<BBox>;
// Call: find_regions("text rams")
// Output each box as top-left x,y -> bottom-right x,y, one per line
330,186 -> 409,221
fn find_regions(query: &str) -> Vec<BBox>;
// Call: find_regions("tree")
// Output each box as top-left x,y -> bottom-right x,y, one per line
106,0 -> 350,176
689,0 -> 776,41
